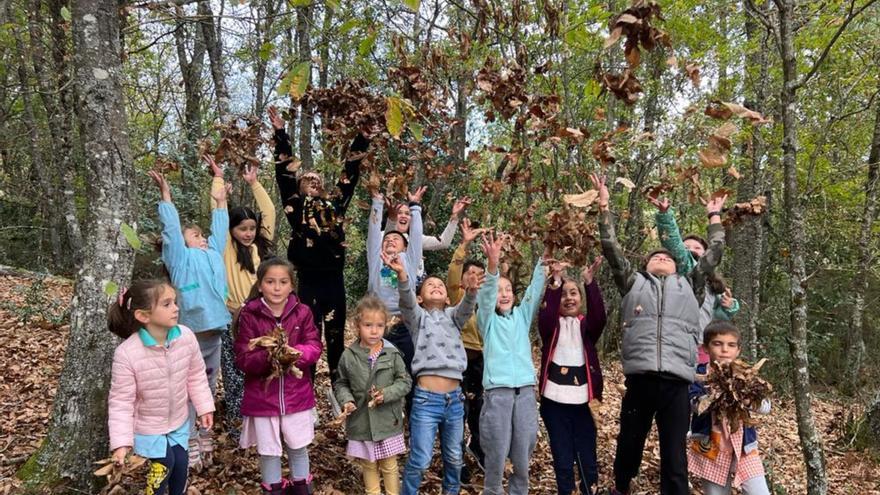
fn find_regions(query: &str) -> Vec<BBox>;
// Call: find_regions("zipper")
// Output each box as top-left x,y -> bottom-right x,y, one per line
656,276 -> 665,372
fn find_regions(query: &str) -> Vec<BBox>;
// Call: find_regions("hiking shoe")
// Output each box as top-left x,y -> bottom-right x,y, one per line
188,435 -> 203,473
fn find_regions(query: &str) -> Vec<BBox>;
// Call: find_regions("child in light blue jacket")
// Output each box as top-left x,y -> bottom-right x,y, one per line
475,232 -> 547,495
150,170 -> 230,470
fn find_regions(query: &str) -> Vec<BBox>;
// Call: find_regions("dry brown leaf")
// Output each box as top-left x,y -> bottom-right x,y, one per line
563,190 -> 599,208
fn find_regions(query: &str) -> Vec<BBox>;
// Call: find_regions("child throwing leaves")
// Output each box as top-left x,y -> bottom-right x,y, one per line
688,321 -> 772,495
149,168 -> 230,470
107,280 -> 214,495
476,232 -> 548,495
382,241 -> 482,495
593,173 -> 727,495
537,256 -> 607,495
233,259 -> 322,495
334,295 -> 412,495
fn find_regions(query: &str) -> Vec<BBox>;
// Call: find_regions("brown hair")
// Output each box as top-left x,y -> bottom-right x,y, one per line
107,280 -> 172,339
244,257 -> 297,302
641,248 -> 676,271
352,295 -> 390,335
702,320 -> 741,347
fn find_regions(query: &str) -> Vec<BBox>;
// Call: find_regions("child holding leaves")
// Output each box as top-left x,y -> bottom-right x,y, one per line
233,258 -> 321,495
476,232 -> 547,495
107,280 -> 214,495
334,295 -> 412,495
593,173 -> 727,495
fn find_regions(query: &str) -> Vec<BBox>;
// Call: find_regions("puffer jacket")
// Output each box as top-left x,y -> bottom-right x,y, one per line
108,325 -> 215,451
334,340 -> 412,441
234,295 -> 322,417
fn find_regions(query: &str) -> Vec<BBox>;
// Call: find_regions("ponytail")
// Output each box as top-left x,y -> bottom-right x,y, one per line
107,279 -> 170,339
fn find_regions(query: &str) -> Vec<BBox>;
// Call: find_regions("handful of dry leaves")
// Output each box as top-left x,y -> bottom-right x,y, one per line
248,325 -> 304,387
93,454 -> 148,495
697,358 -> 772,431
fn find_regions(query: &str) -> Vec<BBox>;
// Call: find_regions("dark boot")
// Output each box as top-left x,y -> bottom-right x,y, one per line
289,474 -> 314,495
260,480 -> 287,495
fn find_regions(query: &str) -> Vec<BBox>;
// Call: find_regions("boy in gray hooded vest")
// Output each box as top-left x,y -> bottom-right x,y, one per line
591,174 -> 728,495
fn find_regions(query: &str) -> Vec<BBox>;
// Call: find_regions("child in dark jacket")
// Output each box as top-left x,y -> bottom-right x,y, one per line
270,106 -> 370,384
592,174 -> 728,495
537,256 -> 607,495
335,295 -> 412,495
234,258 -> 323,495
688,321 -> 771,495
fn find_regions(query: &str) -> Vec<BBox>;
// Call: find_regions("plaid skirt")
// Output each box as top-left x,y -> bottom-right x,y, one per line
346,433 -> 407,462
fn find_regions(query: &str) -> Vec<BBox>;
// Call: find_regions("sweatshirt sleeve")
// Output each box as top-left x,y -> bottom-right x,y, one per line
208,207 -> 229,254
333,353 -> 356,407
446,244 -> 467,305
405,204 -> 424,275
107,346 -> 136,451
452,290 -> 477,330
251,180 -> 276,241
234,310 -> 272,377
367,198 -> 384,290
273,128 -> 303,231
538,283 -> 562,344
476,269 -> 499,338
582,280 -> 607,344
397,277 -> 424,332
598,209 -> 636,295
334,133 -> 369,215
655,209 -> 697,276
158,201 -> 187,270
514,257 -> 547,325
423,217 -> 457,251
690,222 -> 725,301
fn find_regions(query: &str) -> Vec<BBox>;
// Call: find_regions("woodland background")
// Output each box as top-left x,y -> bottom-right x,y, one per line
0,0 -> 878,493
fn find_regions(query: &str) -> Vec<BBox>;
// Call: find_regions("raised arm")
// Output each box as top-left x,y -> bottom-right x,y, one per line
245,166 -> 276,241
650,198 -> 696,276
690,195 -> 728,299
447,218 -> 484,306
580,257 -> 607,344
334,133 -> 370,215
387,252 -> 423,330
514,255 -> 548,324
593,174 -> 635,295
404,186 -> 426,273
366,195 -> 385,284
538,279 -> 563,343
150,171 -> 187,270
452,272 -> 482,329
208,179 -> 230,253
271,111 -> 303,231
476,232 -> 504,335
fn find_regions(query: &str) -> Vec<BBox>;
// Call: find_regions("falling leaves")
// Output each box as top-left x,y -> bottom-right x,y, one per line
599,68 -> 643,105
563,189 -> 599,208
705,100 -> 772,125
615,177 -> 636,191
603,0 -> 671,70
200,118 -> 264,174
723,195 -> 768,226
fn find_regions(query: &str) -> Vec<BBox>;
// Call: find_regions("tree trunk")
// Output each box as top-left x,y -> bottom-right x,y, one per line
17,0 -> 136,489
173,5 -> 206,217
296,5 -> 313,170
253,0 -> 280,116
776,1 -> 828,493
199,0 -> 230,121
732,0 -> 771,360
868,390 -> 880,449
844,80 -> 880,393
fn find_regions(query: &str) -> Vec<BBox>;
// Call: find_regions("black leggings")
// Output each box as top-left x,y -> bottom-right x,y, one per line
298,270 -> 347,384
145,443 -> 188,495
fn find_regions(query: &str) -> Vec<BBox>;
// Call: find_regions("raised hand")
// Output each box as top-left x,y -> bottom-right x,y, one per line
648,196 -> 671,213
480,231 -> 505,273
589,173 -> 609,211
720,288 -> 735,309
242,164 -> 258,184
706,194 -> 728,215
464,272 -> 487,295
451,196 -> 471,219
148,170 -> 172,202
460,218 -> 486,245
408,185 -> 427,204
211,182 -> 232,208
202,154 -> 223,178
581,256 -> 603,285
380,251 -> 406,276
267,106 -> 285,130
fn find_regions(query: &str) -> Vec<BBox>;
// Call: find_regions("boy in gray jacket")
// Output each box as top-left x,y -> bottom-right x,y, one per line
591,174 -> 728,495
380,251 -> 482,495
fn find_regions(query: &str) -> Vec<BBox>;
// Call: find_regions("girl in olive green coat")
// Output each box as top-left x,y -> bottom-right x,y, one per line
335,296 -> 412,495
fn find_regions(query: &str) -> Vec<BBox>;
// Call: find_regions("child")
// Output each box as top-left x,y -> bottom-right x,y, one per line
476,232 -> 547,495
385,196 -> 470,279
537,256 -> 607,495
366,187 -> 425,378
234,258 -> 322,495
271,106 -> 370,384
688,321 -> 772,495
445,219 -> 488,474
382,246 -> 481,495
592,174 -> 727,495
334,295 -> 412,495
208,155 -> 277,436
149,169 -> 230,470
107,280 -> 215,495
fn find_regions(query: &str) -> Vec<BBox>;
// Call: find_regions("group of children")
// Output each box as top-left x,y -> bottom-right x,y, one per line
105,109 -> 772,495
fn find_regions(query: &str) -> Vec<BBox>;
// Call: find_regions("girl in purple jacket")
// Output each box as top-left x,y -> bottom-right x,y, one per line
537,257 -> 607,495
233,258 -> 323,495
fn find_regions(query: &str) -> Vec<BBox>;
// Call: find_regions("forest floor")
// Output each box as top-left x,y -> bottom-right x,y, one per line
0,273 -> 877,494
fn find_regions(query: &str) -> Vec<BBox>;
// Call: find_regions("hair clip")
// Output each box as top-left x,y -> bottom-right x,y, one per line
118,287 -> 130,310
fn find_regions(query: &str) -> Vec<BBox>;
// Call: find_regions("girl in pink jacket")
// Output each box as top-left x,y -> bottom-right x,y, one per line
107,279 -> 215,495
234,258 -> 322,495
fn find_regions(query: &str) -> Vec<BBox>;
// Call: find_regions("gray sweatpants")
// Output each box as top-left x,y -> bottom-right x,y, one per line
479,386 -> 538,495
190,330 -> 223,437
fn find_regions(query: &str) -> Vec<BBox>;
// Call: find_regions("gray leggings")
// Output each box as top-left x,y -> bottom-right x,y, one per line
701,475 -> 771,495
190,330 -> 223,437
259,446 -> 310,484
479,386 -> 539,495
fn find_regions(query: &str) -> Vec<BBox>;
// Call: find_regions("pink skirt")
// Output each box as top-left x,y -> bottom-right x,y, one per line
240,408 -> 316,456
346,433 -> 407,462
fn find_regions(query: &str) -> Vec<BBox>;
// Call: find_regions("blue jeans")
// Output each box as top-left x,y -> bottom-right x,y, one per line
402,386 -> 465,495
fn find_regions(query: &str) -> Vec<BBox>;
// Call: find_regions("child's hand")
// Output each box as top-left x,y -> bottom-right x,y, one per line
705,193 -> 728,224
242,164 -> 258,184
720,288 -> 735,309
148,171 -> 172,202
380,251 -> 406,276
480,231 -> 504,271
211,183 -> 232,208
408,185 -> 427,204
582,257 -> 603,285
648,196 -> 670,212
112,447 -> 130,466
460,218 -> 486,245
384,197 -> 397,219
546,259 -> 570,283
464,272 -> 486,295
369,387 -> 385,406
589,173 -> 609,211
198,413 -> 214,430
343,402 -> 357,414
267,106 -> 285,130
451,196 -> 471,219
202,154 -> 224,178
